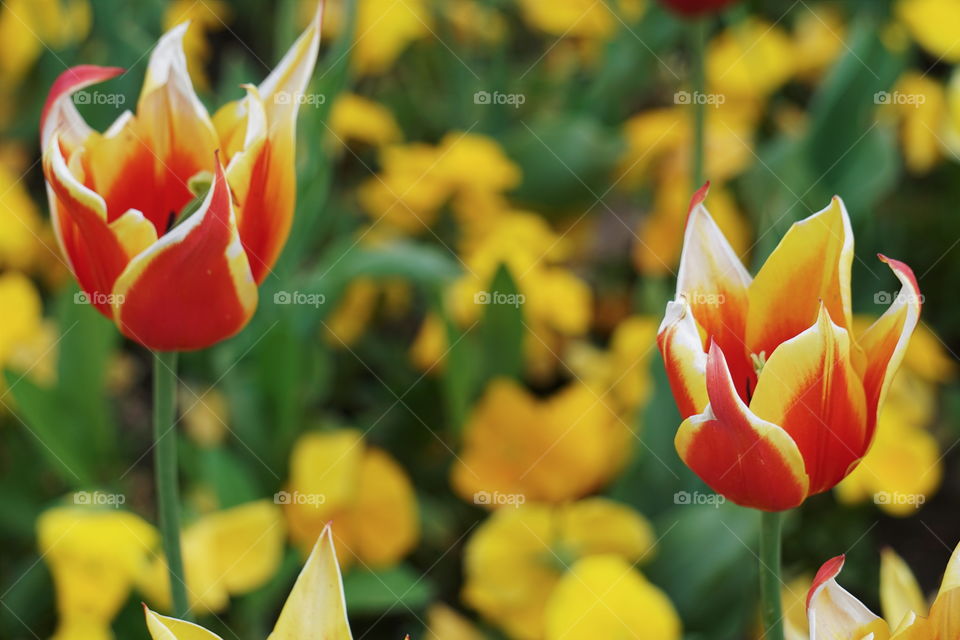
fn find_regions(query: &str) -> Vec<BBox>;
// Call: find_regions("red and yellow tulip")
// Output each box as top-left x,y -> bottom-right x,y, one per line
40,3 -> 323,351
658,184 -> 922,511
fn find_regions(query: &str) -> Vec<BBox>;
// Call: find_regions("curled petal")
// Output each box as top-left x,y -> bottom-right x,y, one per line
675,183 -> 753,400
675,342 -> 809,511
40,65 -> 124,150
747,196 -> 854,361
269,523 -> 353,640
807,555 -> 889,640
750,305 -> 868,495
111,158 -> 257,351
657,299 -> 708,418
857,256 -> 922,440
144,605 -> 225,640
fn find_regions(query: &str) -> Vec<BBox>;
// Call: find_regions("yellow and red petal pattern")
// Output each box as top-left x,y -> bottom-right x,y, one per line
807,555 -> 891,640
40,65 -> 124,151
927,539 -> 960,640
746,197 -> 855,362
675,342 -> 809,511
43,135 -> 156,316
857,256 -> 922,441
675,183 -> 753,402
657,299 -> 708,419
749,304 -> 868,496
111,157 -> 257,351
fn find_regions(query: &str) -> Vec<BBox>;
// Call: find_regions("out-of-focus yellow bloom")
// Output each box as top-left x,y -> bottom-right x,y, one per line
896,0 -> 960,63
163,0 -> 230,91
781,575 -> 813,640
0,0 -> 90,85
793,5 -> 847,81
882,72 -> 947,174
463,498 -> 664,640
544,554 -> 682,640
452,380 -> 627,504
138,501 -> 285,614
516,0 -> 645,39
427,603 -> 486,640
411,313 -> 448,373
179,386 -> 229,448
0,163 -> 45,271
145,524 -> 353,640
329,93 -> 402,148
434,133 -> 522,195
324,277 -> 380,346
320,0 -> 432,75
0,272 -> 57,391
708,18 -> 796,100
38,503 -> 157,640
444,0 -> 507,45
283,429 -> 419,568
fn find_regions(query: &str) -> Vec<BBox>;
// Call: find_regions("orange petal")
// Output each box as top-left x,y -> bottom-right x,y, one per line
750,305 -> 868,495
807,555 -> 890,640
43,134 -> 157,315
857,256 -> 922,440
747,197 -> 854,361
40,65 -> 124,151
675,183 -> 753,402
675,342 -> 809,511
111,157 -> 257,351
657,299 -> 708,419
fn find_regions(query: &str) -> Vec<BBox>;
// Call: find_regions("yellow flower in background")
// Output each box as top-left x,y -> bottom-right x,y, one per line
0,271 -> 57,392
544,555 -> 681,640
324,277 -> 381,346
780,575 -> 813,640
38,503 -> 157,640
179,385 -> 229,448
320,0 -> 432,75
0,161 -> 45,272
145,524 -> 353,640
463,498 -> 665,640
283,429 -> 419,568
434,132 -> 522,195
163,0 -> 230,91
516,0 -> 645,39
0,0 -> 90,85
792,5 -> 847,81
444,0 -> 507,46
452,380 -> 627,505
138,501 -> 285,614
426,603 -> 486,640
708,18 -> 796,100
896,0 -> 960,63
329,93 -> 402,148
882,72 -> 947,174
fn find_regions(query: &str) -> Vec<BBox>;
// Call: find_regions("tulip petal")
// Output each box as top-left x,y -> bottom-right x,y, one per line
657,299 -> 708,418
749,305 -> 868,495
675,183 -> 753,401
675,342 -> 809,511
40,65 -> 124,150
880,548 -> 927,628
927,539 -> 960,640
111,158 -> 257,351
42,135 -> 156,315
807,555 -> 889,640
857,256 -> 922,440
269,524 -> 353,640
144,605 -> 225,640
747,197 -> 854,362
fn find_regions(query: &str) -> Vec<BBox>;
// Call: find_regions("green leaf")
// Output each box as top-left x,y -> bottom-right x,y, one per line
479,263 -> 525,383
343,564 -> 435,615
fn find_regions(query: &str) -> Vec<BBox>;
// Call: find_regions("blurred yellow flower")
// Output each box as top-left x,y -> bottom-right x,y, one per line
426,603 -> 486,640
163,0 -> 230,91
138,500 -> 285,614
0,0 -> 91,85
324,277 -> 380,346
283,429 -> 419,568
792,5 -> 847,81
896,0 -> 960,62
434,132 -> 522,195
781,575 -> 813,640
38,503 -> 157,640
0,272 -> 57,391
463,498 -> 663,639
444,0 -> 507,45
516,0 -> 645,39
544,554 -> 681,640
358,143 -> 451,232
411,312 -> 449,373
179,386 -> 229,448
0,162 -> 45,271
708,18 -> 796,99
329,93 -> 402,147
321,0 -> 432,75
452,380 -> 628,505
882,72 -> 947,174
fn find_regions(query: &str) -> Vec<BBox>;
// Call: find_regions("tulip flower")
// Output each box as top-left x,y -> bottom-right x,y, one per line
144,524 -> 354,640
40,2 -> 322,351
659,184 -> 922,512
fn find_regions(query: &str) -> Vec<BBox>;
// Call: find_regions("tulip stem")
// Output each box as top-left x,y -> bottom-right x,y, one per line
759,510 -> 785,640
691,16 -> 707,188
153,350 -> 190,619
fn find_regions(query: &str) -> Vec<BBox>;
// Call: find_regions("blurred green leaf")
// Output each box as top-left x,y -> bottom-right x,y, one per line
479,264 -> 524,383
343,564 -> 435,615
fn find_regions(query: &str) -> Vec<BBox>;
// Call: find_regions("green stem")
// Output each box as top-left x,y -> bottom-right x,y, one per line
691,17 -> 707,189
759,510 -> 785,640
153,351 -> 189,619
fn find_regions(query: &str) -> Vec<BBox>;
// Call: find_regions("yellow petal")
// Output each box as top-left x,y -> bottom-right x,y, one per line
881,548 -> 927,628
144,606 -> 224,640
557,498 -> 656,563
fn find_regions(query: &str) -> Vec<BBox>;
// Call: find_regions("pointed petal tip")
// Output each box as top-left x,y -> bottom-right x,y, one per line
687,181 -> 712,218
41,65 -> 126,142
808,555 -> 846,608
